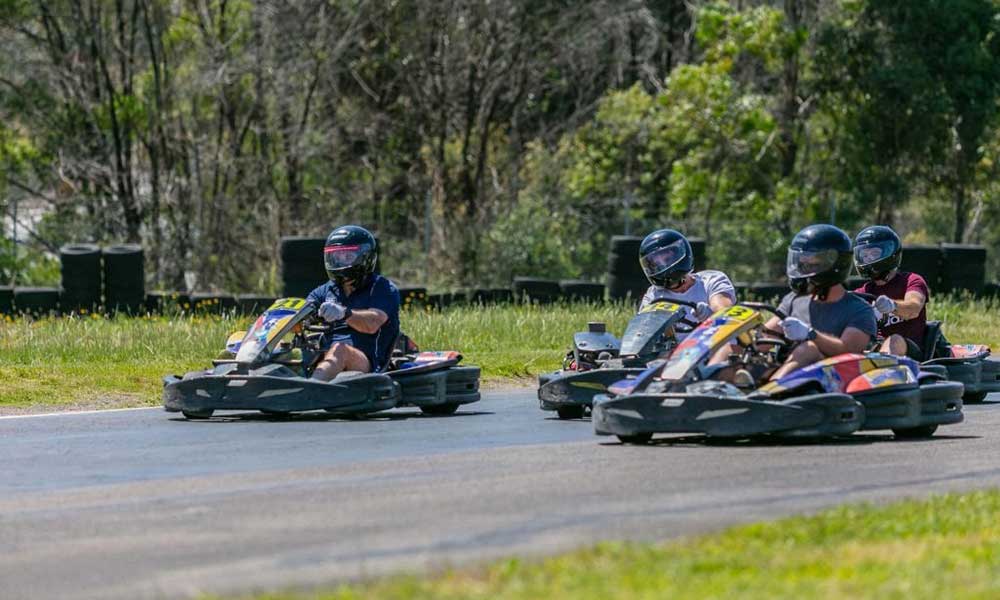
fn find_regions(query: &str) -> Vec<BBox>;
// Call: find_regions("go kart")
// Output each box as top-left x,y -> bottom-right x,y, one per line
592,301 -> 964,444
853,292 -> 999,404
537,300 -> 700,419
163,298 -> 480,419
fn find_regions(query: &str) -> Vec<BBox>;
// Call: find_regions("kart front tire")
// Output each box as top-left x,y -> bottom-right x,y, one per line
182,410 -> 214,420
618,433 -> 653,445
557,406 -> 585,420
893,424 -> 938,439
420,402 -> 460,416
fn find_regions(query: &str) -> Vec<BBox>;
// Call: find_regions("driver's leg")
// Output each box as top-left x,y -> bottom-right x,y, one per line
312,342 -> 372,381
770,341 -> 822,380
880,334 -> 907,356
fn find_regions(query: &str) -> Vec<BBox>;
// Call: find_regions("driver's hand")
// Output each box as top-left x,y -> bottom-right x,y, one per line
780,317 -> 815,342
873,295 -> 896,315
319,301 -> 347,322
694,301 -> 713,321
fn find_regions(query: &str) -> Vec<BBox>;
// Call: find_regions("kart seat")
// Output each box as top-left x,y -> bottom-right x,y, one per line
922,320 -> 947,361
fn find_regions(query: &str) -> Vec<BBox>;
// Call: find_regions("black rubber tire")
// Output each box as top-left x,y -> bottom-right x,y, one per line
963,391 -> 988,404
900,245 -> 943,290
14,287 -> 61,316
939,243 -> 986,293
559,280 -> 605,303
235,294 -> 276,315
0,286 -> 13,314
60,243 -> 102,312
557,405 -> 585,420
893,424 -> 939,439
280,236 -> 327,297
103,244 -> 144,314
512,277 -> 561,304
420,402 -> 460,415
618,433 -> 653,445
182,410 -> 214,419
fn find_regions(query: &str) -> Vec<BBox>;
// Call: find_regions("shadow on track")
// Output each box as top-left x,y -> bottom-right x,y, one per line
598,433 -> 981,448
169,409 -> 494,423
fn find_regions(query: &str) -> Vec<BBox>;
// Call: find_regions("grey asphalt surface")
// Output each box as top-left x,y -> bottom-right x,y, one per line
2,389 -> 999,600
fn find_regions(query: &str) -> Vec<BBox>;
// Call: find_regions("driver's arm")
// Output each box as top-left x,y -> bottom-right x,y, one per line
764,315 -> 782,334
892,291 -> 926,320
812,326 -> 870,357
346,308 -> 388,334
708,293 -> 734,312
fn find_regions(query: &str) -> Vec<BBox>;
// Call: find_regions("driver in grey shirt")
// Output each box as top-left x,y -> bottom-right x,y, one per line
764,225 -> 877,381
637,229 -> 737,337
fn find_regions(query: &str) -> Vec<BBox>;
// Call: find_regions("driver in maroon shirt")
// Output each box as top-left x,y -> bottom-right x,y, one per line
852,226 -> 930,360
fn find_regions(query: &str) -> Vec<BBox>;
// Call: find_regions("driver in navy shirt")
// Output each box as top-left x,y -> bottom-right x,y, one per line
306,225 -> 400,381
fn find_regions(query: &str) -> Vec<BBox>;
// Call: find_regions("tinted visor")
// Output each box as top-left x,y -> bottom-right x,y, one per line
324,244 -> 370,271
853,241 -> 896,267
786,248 -> 838,278
640,240 -> 687,278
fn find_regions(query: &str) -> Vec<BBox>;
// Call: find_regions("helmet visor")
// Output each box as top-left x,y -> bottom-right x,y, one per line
640,239 -> 687,278
854,241 -> 896,267
324,244 -> 368,271
787,248 -> 838,278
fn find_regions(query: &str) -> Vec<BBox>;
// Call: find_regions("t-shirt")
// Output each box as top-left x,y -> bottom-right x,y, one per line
306,275 -> 401,371
854,271 -> 929,343
777,290 -> 878,340
639,270 -> 737,333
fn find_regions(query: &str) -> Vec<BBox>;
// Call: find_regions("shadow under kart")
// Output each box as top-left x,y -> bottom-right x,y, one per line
593,302 -> 964,444
537,300 -> 700,419
163,298 -> 480,420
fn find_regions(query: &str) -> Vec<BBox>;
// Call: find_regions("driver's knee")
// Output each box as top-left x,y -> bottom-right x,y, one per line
312,343 -> 351,381
882,335 -> 906,356
790,340 -> 821,363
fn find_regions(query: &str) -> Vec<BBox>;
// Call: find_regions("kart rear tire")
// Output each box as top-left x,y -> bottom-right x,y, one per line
182,410 -> 214,420
557,406 -> 585,420
420,402 -> 460,415
618,433 -> 653,445
963,391 -> 988,404
893,424 -> 938,439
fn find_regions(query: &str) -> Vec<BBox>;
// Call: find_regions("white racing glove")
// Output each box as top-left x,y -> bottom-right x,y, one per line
318,301 -> 347,322
780,317 -> 816,342
873,295 -> 896,315
694,301 -> 713,321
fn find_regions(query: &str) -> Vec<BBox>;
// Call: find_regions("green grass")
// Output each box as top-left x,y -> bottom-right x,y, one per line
0,296 -> 996,410
223,489 -> 1000,600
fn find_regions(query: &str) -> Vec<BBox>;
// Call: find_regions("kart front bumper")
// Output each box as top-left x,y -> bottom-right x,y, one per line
537,368 -> 646,411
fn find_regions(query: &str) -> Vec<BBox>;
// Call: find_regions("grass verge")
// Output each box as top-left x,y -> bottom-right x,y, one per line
222,489 -> 1000,600
0,296 -> 996,411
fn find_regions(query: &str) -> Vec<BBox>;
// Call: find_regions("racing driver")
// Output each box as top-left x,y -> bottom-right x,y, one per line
306,225 -> 400,381
638,228 -> 737,335
852,225 -> 930,360
765,224 -> 878,380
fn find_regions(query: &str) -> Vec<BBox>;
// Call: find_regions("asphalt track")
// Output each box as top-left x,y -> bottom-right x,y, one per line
2,389 -> 1000,600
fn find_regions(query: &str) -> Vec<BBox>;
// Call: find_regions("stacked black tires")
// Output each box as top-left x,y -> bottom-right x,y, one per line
103,244 -> 144,314
280,237 -> 328,298
60,244 -> 102,313
606,235 -> 706,302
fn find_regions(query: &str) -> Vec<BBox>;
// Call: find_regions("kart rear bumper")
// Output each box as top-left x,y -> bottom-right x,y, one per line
925,356 -> 1000,399
592,392 -> 863,439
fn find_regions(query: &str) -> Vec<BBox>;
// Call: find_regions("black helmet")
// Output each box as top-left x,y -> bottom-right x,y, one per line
786,224 -> 853,297
323,225 -> 377,287
853,225 -> 902,281
639,229 -> 693,289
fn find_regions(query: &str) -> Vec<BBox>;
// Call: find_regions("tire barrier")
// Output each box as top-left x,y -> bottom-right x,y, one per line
146,291 -> 192,314
939,243 -> 986,293
397,286 -> 428,309
235,294 -> 277,315
900,244 -> 943,290
103,244 -> 145,314
689,237 -> 707,272
190,293 -> 237,314
559,280 -> 605,302
512,277 -> 561,304
280,236 -> 327,298
606,236 -> 646,302
748,282 -> 788,302
59,243 -> 102,313
0,286 -> 13,314
14,287 -> 60,317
